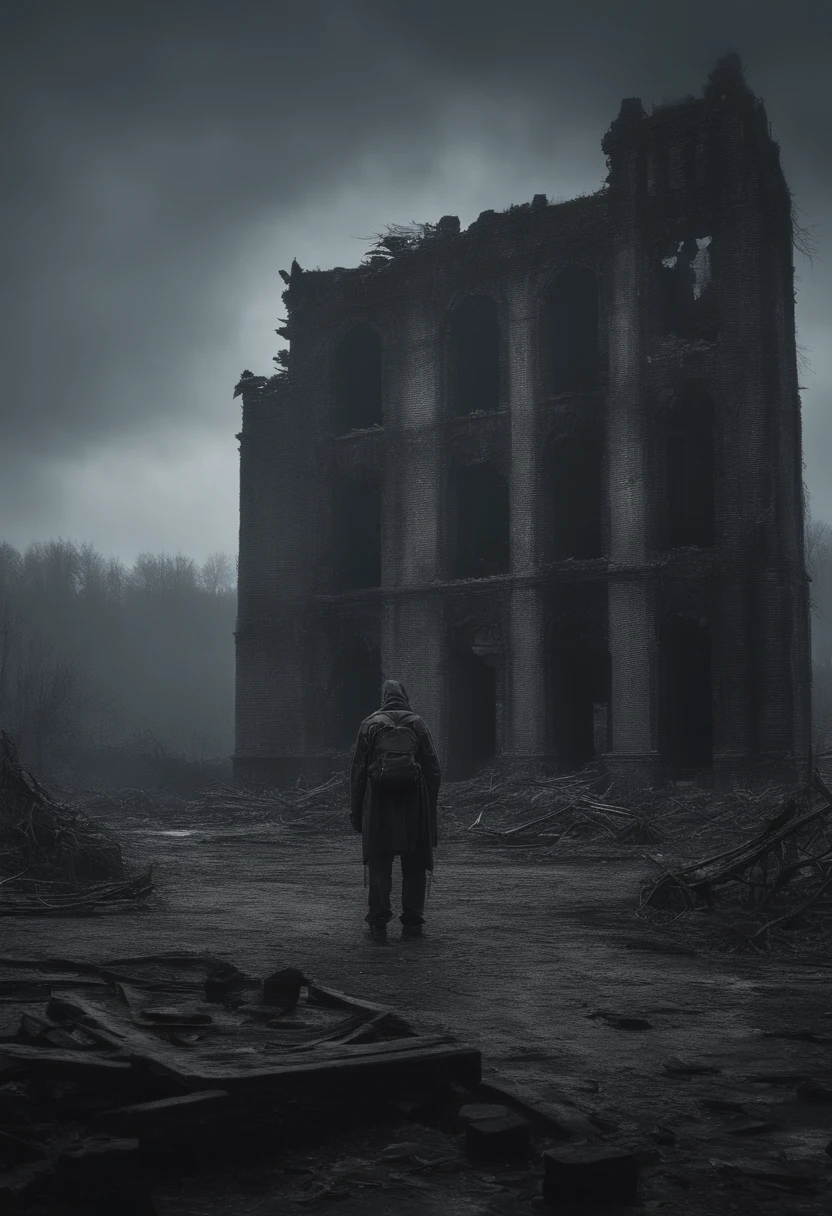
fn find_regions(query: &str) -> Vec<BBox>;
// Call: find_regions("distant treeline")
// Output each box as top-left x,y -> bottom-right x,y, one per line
1,521 -> 830,780
0,539 -> 236,775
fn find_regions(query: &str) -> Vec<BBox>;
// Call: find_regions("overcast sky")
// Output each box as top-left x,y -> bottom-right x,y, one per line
3,0 -> 830,565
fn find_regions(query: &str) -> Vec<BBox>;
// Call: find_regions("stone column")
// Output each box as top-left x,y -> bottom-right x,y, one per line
602,109 -> 662,787
756,257 -> 811,778
505,278 -> 549,764
234,378 -> 311,783
709,106 -> 808,782
381,304 -> 448,764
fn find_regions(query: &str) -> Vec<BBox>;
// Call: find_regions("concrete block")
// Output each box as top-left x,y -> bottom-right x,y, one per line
466,1115 -> 530,1161
543,1146 -> 639,1205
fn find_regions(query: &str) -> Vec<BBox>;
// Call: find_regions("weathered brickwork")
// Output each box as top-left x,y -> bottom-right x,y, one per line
233,55 -> 812,788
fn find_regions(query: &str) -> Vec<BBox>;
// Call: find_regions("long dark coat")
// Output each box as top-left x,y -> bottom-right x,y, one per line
349,681 -> 441,869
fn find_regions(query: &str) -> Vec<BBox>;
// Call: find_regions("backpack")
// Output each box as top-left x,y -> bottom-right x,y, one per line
368,712 -> 422,790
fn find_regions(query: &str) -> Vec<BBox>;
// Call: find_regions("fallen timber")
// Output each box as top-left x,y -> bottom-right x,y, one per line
0,953 -> 481,1201
639,770 -> 832,949
0,730 -> 152,916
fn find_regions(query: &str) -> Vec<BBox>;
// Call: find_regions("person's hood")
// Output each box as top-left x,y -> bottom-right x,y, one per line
381,680 -> 411,710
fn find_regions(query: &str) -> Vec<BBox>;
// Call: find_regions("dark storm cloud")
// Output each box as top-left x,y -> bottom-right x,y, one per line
2,0 -> 831,556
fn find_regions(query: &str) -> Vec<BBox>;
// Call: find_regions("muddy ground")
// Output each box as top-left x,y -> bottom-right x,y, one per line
5,808 -> 832,1214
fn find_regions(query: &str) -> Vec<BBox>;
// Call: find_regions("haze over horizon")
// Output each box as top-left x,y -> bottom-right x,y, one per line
3,0 -> 831,565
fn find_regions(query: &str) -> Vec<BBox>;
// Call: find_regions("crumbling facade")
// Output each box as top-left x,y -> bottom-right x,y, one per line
234,56 -> 812,787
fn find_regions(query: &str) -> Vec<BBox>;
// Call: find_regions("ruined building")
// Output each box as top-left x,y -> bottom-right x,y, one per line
234,55 -> 812,787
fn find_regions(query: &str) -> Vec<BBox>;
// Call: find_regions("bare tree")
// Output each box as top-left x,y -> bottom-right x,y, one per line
0,538 -> 237,768
200,552 -> 235,596
7,632 -> 87,769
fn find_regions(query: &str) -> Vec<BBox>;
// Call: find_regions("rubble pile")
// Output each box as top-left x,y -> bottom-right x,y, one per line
182,766 -> 661,848
0,732 -> 152,917
438,766 -> 663,847
188,773 -> 349,830
639,771 -> 832,952
0,952 -> 480,1208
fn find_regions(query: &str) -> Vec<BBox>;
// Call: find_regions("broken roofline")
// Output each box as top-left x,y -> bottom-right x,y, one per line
280,189 -> 605,298
273,52 -> 763,291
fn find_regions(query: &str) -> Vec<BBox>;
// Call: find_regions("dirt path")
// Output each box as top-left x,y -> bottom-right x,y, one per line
6,817 -> 832,1213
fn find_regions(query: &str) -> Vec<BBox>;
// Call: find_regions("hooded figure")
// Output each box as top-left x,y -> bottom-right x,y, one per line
350,680 -> 441,935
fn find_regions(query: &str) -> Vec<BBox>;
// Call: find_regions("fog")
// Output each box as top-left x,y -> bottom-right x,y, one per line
0,539 -> 235,778
2,0 -> 831,566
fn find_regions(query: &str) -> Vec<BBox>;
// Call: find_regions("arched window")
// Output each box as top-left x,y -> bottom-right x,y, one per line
666,394 -> 715,548
453,462 -> 509,578
545,267 -> 599,394
333,476 -> 381,590
333,326 -> 382,433
449,296 -> 500,415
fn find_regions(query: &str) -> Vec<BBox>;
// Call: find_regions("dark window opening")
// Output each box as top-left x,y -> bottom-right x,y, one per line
449,647 -> 497,777
661,615 -> 712,770
667,395 -> 715,548
340,639 -> 380,746
550,435 -> 604,559
334,479 -> 381,590
545,267 -> 599,393
454,463 -> 510,578
334,326 -> 382,433
550,632 -> 610,769
449,296 -> 500,416
661,236 -> 718,340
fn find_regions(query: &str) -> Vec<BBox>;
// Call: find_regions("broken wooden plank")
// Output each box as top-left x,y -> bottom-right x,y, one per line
139,1008 -> 213,1027
287,1011 -> 397,1052
46,991 -> 201,1086
128,1042 -> 481,1095
286,1011 -> 376,1051
0,1043 -> 131,1081
306,981 -> 415,1036
47,991 -> 188,1059
286,1034 -> 454,1062
337,1013 -> 393,1046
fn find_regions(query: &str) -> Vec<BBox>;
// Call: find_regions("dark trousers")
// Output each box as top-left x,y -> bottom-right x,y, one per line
366,852 -> 427,926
